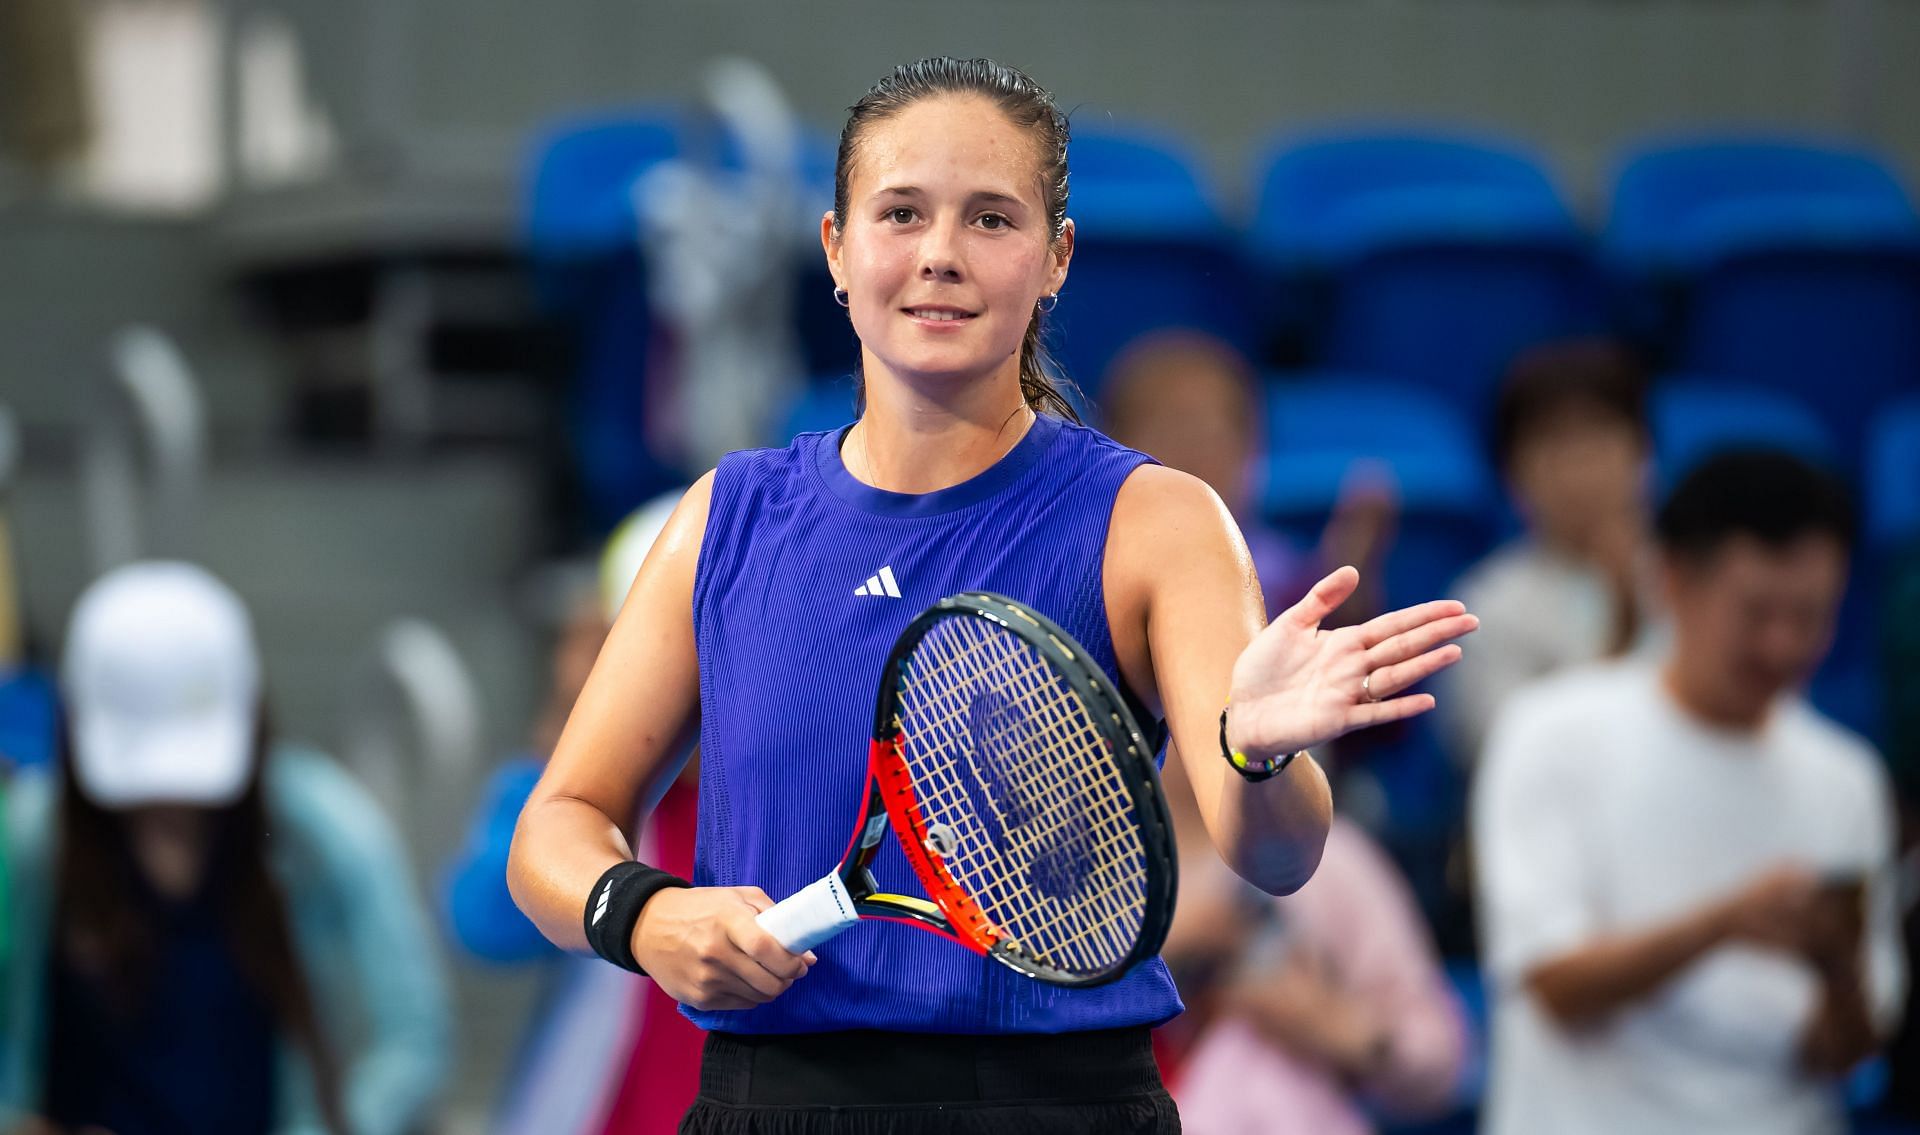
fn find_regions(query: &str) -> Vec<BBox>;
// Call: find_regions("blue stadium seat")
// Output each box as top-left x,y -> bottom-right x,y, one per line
1651,378 -> 1838,494
1249,130 -> 1599,419
774,379 -> 860,444
525,109 -> 682,300
1258,375 -> 1498,604
0,665 -> 57,770
1866,396 -> 1920,553
1607,136 -> 1920,448
524,109 -> 687,530
1051,125 -> 1254,394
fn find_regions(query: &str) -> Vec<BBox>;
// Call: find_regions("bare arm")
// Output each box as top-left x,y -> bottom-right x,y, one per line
1527,865 -> 1821,1028
506,474 -> 812,1010
1107,466 -> 1476,895
1527,905 -> 1733,1027
506,472 -> 714,949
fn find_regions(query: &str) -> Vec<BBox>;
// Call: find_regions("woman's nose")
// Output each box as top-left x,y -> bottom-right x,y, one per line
917,219 -> 965,281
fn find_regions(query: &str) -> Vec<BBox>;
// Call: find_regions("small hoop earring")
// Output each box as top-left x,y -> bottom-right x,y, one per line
1036,292 -> 1059,314
832,287 -> 850,308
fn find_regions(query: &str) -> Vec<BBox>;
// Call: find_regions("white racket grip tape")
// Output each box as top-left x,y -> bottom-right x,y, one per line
755,871 -> 859,953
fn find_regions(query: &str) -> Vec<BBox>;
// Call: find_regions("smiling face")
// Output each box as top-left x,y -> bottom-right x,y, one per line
824,94 -> 1072,391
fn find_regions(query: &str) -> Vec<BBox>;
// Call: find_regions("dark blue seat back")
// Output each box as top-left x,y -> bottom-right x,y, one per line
525,110 -> 682,300
1609,137 -> 1920,449
1251,130 -> 1599,417
524,109 -> 685,530
1651,378 -> 1838,493
1258,375 -> 1497,615
1051,126 -> 1253,395
1868,397 -> 1920,555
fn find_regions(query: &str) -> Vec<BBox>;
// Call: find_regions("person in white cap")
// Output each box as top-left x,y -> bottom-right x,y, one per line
0,560 -> 450,1135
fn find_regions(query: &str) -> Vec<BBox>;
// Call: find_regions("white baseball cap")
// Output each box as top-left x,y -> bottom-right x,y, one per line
63,561 -> 262,807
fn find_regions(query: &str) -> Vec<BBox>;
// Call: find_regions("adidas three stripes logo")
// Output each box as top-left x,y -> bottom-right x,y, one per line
854,565 -> 902,598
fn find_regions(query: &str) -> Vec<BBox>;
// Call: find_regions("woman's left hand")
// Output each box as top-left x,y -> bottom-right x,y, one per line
1225,566 -> 1477,760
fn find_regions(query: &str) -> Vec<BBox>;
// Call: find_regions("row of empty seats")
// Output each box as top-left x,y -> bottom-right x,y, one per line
526,108 -> 1920,449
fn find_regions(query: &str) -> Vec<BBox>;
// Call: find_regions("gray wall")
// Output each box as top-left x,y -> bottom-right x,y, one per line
320,0 -> 1920,215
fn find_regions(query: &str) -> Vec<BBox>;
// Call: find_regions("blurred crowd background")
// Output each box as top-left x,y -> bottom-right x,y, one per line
3,1 -> 1920,1133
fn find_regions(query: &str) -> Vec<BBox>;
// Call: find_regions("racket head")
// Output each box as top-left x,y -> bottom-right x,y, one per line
863,591 -> 1177,987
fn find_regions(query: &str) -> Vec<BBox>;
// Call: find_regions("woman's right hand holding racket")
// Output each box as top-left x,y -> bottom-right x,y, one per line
634,886 -> 818,1010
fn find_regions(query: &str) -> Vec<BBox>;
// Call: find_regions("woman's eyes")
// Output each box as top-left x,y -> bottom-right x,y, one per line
880,207 -> 1012,230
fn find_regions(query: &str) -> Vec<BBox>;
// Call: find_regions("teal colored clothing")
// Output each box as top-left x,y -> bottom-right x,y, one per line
1,745 -> 451,1135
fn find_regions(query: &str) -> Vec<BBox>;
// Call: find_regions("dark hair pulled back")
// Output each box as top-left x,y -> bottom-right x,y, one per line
833,57 -> 1080,422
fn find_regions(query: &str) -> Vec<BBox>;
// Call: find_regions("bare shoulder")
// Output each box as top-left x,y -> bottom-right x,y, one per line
651,470 -> 717,566
1109,464 -> 1250,580
606,470 -> 716,626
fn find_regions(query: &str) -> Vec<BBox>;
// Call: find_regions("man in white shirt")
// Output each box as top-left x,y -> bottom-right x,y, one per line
1473,449 -> 1905,1135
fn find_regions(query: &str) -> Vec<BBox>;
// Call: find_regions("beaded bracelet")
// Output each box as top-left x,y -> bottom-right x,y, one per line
1218,704 -> 1302,783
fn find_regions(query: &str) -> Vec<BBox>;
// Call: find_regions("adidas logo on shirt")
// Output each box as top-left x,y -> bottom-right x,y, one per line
854,565 -> 902,598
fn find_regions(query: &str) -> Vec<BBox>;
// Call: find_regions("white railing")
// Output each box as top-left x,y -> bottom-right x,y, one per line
81,325 -> 208,573
339,615 -> 483,826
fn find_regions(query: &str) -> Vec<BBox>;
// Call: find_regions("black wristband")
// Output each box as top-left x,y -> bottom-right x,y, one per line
584,861 -> 692,974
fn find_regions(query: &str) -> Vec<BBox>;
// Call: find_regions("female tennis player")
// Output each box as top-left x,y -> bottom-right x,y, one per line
509,57 -> 1477,1132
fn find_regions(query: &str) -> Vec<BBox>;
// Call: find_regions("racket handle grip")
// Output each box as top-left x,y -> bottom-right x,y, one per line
756,871 -> 859,953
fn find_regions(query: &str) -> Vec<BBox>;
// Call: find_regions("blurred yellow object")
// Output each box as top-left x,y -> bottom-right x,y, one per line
0,514 -> 19,668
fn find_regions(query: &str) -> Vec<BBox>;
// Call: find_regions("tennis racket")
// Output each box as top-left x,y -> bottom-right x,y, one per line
755,591 -> 1177,988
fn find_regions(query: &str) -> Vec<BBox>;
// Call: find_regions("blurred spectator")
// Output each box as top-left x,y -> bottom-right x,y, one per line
0,561 -> 449,1135
1102,330 -> 1397,624
1160,754 -> 1467,1135
1441,339 -> 1660,764
1472,450 -> 1904,1135
1116,335 -> 1464,1132
441,492 -> 701,1135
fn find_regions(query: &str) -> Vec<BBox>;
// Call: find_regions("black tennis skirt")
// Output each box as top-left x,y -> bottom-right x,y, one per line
678,1026 -> 1180,1134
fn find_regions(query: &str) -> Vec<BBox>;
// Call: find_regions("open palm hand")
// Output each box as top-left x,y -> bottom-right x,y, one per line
1226,566 -> 1478,760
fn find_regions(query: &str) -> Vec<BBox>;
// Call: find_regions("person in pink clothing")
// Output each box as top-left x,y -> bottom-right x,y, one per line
1104,333 -> 1467,1131
1163,763 -> 1469,1134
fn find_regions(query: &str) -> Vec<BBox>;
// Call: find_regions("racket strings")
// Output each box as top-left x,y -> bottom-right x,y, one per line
907,632 -> 1144,973
896,617 -> 1149,977
951,632 -> 1145,965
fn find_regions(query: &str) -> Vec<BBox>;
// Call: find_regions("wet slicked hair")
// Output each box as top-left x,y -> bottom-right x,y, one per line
833,57 -> 1080,422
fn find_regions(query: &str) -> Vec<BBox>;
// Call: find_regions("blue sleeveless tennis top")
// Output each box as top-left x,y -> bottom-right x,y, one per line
687,412 -> 1184,1035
